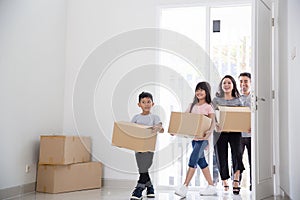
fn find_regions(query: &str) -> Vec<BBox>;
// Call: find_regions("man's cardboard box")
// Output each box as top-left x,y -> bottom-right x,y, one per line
39,135 -> 91,165
36,162 -> 102,193
168,112 -> 212,138
216,106 -> 251,132
112,121 -> 157,152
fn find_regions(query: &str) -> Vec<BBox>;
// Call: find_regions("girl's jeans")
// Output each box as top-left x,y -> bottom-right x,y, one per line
188,140 -> 209,169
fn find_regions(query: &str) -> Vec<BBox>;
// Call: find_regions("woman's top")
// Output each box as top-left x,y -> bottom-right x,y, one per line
212,96 -> 242,110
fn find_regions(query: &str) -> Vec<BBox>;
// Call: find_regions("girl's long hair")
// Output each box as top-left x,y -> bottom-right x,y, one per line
189,82 -> 212,113
215,75 -> 240,98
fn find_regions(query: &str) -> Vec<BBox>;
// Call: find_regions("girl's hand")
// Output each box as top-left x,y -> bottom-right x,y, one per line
203,130 -> 212,140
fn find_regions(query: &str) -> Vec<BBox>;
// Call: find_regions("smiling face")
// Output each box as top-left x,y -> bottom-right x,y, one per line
239,75 -> 251,95
195,88 -> 207,101
222,78 -> 233,94
138,97 -> 154,114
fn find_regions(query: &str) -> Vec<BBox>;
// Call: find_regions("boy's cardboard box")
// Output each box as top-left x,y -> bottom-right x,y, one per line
112,121 -> 157,152
36,162 -> 102,193
216,106 -> 251,132
39,135 -> 91,165
168,112 -> 212,138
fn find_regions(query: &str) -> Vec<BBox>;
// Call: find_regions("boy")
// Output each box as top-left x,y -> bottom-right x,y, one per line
130,92 -> 164,200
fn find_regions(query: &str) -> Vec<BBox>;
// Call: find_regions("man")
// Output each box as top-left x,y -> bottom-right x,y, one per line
239,72 -> 252,191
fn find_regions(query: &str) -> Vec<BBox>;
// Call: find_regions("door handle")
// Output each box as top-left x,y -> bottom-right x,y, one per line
256,96 -> 266,102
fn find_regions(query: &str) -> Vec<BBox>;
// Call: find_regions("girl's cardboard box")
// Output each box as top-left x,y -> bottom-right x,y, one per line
168,112 -> 211,137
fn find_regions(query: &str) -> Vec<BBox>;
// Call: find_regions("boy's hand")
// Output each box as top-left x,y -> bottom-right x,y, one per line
152,125 -> 164,133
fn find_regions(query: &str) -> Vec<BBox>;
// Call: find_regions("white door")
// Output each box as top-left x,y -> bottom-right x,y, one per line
253,0 -> 274,199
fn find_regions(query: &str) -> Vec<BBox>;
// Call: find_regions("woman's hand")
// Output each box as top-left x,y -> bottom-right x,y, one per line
215,123 -> 222,132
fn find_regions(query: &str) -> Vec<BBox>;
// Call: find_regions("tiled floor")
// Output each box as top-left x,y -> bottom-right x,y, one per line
6,186 -> 286,200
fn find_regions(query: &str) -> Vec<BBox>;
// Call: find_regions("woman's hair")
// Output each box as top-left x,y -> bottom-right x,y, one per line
216,75 -> 240,98
189,82 -> 212,113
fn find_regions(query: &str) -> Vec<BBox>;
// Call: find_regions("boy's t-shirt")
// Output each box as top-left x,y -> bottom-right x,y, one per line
185,103 -> 214,115
131,113 -> 161,126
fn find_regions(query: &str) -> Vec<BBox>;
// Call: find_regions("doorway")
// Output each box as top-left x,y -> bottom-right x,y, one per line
155,3 -> 252,191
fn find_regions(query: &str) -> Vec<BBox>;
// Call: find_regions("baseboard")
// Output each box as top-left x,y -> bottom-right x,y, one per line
0,178 -> 136,199
279,187 -> 292,200
0,182 -> 36,200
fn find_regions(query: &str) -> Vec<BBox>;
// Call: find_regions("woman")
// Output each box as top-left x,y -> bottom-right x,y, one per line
212,75 -> 245,195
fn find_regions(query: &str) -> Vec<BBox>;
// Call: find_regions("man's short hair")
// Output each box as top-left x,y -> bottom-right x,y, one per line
239,72 -> 251,79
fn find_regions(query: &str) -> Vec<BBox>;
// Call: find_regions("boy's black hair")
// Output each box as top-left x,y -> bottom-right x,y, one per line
138,92 -> 153,102
239,72 -> 251,79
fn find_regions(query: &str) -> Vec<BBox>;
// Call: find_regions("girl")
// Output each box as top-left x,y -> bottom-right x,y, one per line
212,75 -> 245,195
175,82 -> 217,197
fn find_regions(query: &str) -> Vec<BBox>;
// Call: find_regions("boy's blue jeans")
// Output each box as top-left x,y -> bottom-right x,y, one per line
188,140 -> 209,169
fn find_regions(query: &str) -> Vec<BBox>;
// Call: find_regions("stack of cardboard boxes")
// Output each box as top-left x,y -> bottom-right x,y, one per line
36,135 -> 102,193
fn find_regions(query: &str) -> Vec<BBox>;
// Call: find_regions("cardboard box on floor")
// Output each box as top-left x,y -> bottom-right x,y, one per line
36,162 -> 102,193
39,135 -> 91,165
216,106 -> 251,132
168,112 -> 212,138
112,121 -> 157,152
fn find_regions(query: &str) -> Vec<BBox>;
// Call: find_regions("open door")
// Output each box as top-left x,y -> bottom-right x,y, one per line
253,0 -> 274,199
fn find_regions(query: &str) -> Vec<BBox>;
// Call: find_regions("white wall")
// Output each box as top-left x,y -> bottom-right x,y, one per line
0,0 -> 66,189
63,0 -> 161,181
278,0 -> 300,199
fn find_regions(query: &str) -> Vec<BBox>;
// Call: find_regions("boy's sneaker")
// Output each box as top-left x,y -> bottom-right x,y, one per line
175,184 -> 188,198
146,185 -> 155,198
199,185 -> 217,196
130,187 -> 144,200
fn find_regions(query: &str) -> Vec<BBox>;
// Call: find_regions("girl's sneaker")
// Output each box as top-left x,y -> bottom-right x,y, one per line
199,185 -> 217,196
175,184 -> 188,198
146,185 -> 155,198
130,187 -> 144,200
